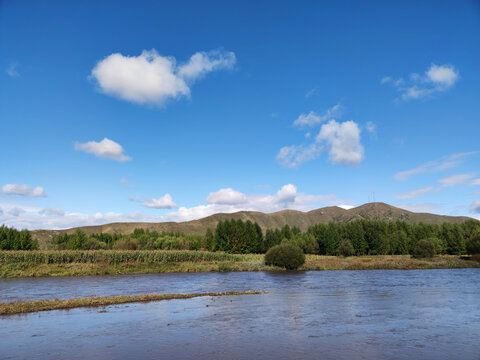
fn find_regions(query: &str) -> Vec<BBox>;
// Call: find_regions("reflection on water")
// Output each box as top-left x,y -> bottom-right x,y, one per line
1,269 -> 479,359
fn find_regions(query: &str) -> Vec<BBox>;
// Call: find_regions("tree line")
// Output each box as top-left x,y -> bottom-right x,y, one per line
1,218 -> 479,255
0,226 -> 38,250
213,218 -> 480,255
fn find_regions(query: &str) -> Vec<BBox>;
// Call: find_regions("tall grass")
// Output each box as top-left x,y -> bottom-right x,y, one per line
0,250 -> 242,265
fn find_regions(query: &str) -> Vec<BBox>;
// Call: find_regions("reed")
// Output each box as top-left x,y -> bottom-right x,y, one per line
0,250 -> 242,265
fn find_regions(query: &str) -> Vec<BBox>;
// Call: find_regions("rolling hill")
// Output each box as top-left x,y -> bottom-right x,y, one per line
31,202 -> 476,246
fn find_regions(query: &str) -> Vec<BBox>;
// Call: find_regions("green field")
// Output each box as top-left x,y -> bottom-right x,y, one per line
0,250 -> 478,278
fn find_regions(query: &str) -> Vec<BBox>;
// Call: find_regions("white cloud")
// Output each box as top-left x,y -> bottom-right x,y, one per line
39,207 -> 65,216
439,173 -> 474,187
380,76 -> 391,84
426,64 -> 459,87
394,202 -> 442,214
142,194 -> 177,209
470,200 -> 480,213
163,184 -> 349,222
394,186 -> 435,200
206,188 -> 247,205
2,184 -> 47,197
305,87 -> 317,98
7,62 -> 19,77
120,178 -> 135,188
9,207 -> 26,217
75,138 -> 131,162
293,103 -> 342,128
90,49 -> 235,106
278,104 -> 364,168
177,50 -> 235,80
470,178 -> 480,186
276,144 -> 323,168
0,185 -> 350,229
316,120 -> 364,166
128,196 -> 141,202
383,63 -> 459,101
366,121 -> 376,135
394,152 -> 475,181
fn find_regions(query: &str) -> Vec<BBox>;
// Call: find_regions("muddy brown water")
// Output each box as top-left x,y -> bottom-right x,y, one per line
1,269 -> 479,359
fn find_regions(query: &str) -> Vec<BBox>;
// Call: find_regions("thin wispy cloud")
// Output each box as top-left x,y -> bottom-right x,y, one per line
75,138 -> 131,162
276,144 -> 323,168
293,103 -> 342,128
90,49 -> 235,106
394,186 -> 435,200
382,63 -> 459,101
470,200 -> 480,214
7,62 -> 20,77
305,87 -> 317,98
439,173 -> 474,187
394,152 -> 475,181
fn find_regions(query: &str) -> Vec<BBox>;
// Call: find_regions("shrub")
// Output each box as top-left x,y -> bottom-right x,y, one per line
338,240 -> 355,257
472,254 -> 480,263
466,233 -> 480,255
218,262 -> 235,272
114,239 -> 139,250
413,239 -> 436,258
264,244 -> 305,270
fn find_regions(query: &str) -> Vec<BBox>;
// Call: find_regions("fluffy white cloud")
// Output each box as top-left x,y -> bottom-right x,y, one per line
0,185 -> 350,229
394,186 -> 435,200
426,64 -> 459,87
316,120 -> 364,166
278,104 -> 364,168
276,144 -> 323,168
383,63 -> 459,101
142,194 -> 177,209
470,200 -> 480,213
293,104 -> 342,128
90,49 -> 235,106
162,184 -> 349,222
206,188 -> 247,205
439,173 -> 474,187
75,138 -> 131,162
2,184 -> 47,197
394,152 -> 474,181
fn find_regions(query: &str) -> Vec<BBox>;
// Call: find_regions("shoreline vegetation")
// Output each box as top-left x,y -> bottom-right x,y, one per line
0,291 -> 263,316
0,250 -> 479,278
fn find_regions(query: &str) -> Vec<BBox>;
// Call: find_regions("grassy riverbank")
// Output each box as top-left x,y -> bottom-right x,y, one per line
0,291 -> 263,315
1,250 -> 478,278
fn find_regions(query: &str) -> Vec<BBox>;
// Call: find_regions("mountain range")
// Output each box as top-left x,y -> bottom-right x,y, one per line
31,202 -> 476,245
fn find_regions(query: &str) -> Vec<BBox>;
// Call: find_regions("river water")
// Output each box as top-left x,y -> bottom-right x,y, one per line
1,269 -> 479,359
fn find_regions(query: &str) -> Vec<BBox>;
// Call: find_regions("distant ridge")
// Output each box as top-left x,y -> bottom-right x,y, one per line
31,202 -> 476,246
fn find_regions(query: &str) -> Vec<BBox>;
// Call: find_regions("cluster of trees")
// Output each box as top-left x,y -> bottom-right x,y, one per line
0,226 -> 38,250
214,219 -> 480,256
2,218 -> 479,256
213,220 -> 264,253
51,228 -> 205,251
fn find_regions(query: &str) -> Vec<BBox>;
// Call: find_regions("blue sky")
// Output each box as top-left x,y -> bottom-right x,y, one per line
1,0 -> 480,229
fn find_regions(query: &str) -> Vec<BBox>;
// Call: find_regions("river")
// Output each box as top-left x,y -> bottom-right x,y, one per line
1,269 -> 479,359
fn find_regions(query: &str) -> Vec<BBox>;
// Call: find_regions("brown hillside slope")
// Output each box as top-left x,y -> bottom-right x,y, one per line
31,202 -> 475,246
